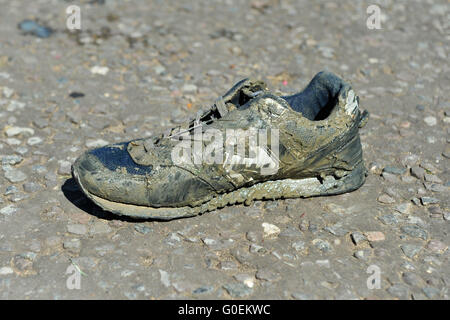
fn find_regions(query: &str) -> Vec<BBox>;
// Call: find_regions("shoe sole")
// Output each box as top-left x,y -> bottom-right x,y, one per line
73,161 -> 367,220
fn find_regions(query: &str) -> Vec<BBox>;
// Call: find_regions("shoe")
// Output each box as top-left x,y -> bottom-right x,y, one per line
72,71 -> 369,220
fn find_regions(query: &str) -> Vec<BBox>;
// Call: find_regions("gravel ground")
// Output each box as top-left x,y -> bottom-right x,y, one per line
0,0 -> 448,300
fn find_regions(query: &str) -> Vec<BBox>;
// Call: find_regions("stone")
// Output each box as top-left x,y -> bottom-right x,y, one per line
365,231 -> 385,242
27,137 -> 43,146
292,241 -> 305,252
4,169 -> 27,183
424,174 -> 442,184
410,166 -> 425,179
23,182 -> 41,193
134,225 -> 152,234
58,161 -> 72,176
402,272 -> 424,287
324,223 -> 348,236
378,214 -> 399,225
223,283 -> 253,298
89,222 -> 112,235
0,204 -> 17,216
0,267 -> 14,275
261,222 -> 280,238
351,232 -> 366,245
426,240 -> 447,254
377,194 -> 395,204
400,244 -> 422,258
67,224 -> 88,235
423,116 -> 437,126
420,197 -> 439,205
90,66 -> 109,75
312,239 -> 332,252
234,274 -> 255,288
255,269 -> 280,282
1,155 -> 23,166
394,203 -> 412,214
5,127 -> 34,137
401,225 -> 428,240
63,238 -> 81,253
383,166 -> 406,175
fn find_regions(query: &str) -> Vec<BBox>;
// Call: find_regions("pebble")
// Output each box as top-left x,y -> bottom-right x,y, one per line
0,267 -> 14,275
312,239 -> 332,252
63,238 -> 81,253
423,116 -> 437,126
401,225 -> 428,240
182,84 -> 198,93
245,231 -> 259,242
234,274 -> 255,288
67,224 -> 88,235
410,166 -> 425,179
4,169 -> 27,183
134,225 -> 152,234
27,137 -> 43,146
394,203 -> 412,214
89,221 -> 112,235
365,231 -> 385,242
0,204 -> 17,216
292,241 -> 306,252
255,269 -> 280,282
402,272 -> 424,287
90,66 -> 110,75
351,232 -> 366,245
354,249 -> 371,261
401,244 -> 422,258
420,197 -> 439,205
223,283 -> 253,298
383,166 -> 406,175
424,174 -> 442,184
58,161 -> 72,175
6,127 -> 34,137
261,222 -> 280,238
1,155 -> 23,166
426,240 -> 447,254
378,214 -> 399,225
18,20 -> 53,38
377,194 -> 395,204
324,223 -> 348,237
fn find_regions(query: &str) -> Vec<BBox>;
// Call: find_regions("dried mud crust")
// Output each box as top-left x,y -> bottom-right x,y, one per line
73,161 -> 367,220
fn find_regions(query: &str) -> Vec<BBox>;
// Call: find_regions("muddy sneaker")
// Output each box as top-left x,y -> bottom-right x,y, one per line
72,71 -> 369,220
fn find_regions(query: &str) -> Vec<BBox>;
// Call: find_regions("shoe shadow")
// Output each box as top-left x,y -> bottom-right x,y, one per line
61,178 -> 149,222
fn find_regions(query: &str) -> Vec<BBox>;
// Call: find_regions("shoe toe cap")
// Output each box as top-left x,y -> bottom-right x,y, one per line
72,143 -> 152,205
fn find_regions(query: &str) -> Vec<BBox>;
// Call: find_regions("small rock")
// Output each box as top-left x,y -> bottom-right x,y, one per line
377,194 -> 395,204
292,241 -> 306,252
234,274 -> 255,288
6,127 -> 34,137
365,231 -> 385,242
424,116 -> 437,126
401,225 -> 428,240
223,283 -> 253,298
0,204 -> 17,216
351,232 -> 366,245
0,267 -> 14,275
378,214 -> 399,225
4,169 -> 27,183
27,137 -> 43,146
401,244 -> 422,258
63,238 -> 81,253
1,155 -> 23,166
57,161 -> 72,176
420,197 -> 439,205
255,269 -> 280,282
394,203 -> 412,214
90,66 -> 109,75
245,231 -> 259,242
402,272 -> 425,287
410,166 -> 425,179
159,269 -> 171,287
262,222 -> 280,238
312,239 -> 332,252
383,166 -> 406,175
67,224 -> 88,235
18,20 -> 53,38
324,223 -> 348,236
134,225 -> 152,234
426,240 -> 447,254
23,182 -> 41,193
89,221 -> 112,235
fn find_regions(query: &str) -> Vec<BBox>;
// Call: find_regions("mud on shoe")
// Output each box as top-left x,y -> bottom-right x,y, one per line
72,71 -> 369,220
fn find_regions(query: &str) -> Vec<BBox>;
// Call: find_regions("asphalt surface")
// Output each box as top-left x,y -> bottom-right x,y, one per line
0,0 -> 449,299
